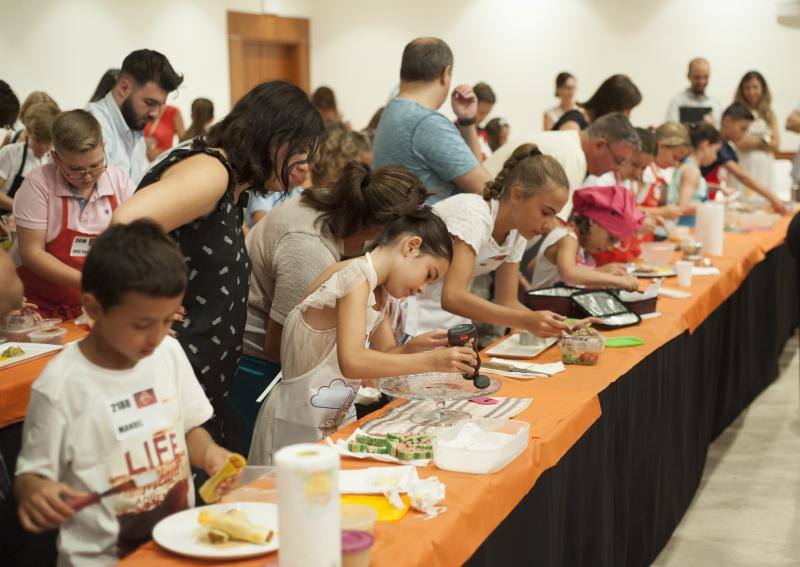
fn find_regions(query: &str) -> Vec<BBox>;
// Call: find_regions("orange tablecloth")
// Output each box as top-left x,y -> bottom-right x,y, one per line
0,321 -> 87,428
118,213 -> 796,567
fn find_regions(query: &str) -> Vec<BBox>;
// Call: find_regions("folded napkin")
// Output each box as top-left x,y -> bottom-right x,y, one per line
486,359 -> 566,379
692,266 -> 720,276
659,287 -> 692,299
360,397 -> 533,435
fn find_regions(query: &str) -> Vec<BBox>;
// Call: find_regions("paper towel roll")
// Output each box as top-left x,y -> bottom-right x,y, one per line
276,444 -> 341,567
695,202 -> 724,256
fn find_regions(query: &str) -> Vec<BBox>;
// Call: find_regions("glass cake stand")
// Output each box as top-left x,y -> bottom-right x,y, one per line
379,372 -> 501,427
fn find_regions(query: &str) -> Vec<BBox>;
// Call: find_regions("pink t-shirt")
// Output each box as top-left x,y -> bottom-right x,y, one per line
13,163 -> 135,243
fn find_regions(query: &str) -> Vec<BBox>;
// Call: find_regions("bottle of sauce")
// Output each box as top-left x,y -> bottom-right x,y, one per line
447,324 -> 489,389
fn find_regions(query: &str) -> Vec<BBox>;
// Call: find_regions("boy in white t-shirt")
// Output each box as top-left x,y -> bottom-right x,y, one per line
14,219 -> 242,566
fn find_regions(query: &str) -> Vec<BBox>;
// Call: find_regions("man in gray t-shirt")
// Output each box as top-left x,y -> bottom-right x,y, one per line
372,38 -> 491,203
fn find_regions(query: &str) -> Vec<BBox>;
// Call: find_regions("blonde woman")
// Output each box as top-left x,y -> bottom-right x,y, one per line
730,71 -> 779,194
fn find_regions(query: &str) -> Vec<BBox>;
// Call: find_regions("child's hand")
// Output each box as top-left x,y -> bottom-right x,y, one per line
616,274 -> 640,291
597,263 -> 627,276
659,205 -> 683,221
169,306 -> 187,338
565,317 -> 603,334
525,310 -> 571,338
405,329 -> 449,353
16,474 -> 87,533
427,346 -> 476,375
204,446 -> 244,497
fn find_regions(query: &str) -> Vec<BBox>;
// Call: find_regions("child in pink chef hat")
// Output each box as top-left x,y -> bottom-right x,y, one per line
530,185 -> 644,290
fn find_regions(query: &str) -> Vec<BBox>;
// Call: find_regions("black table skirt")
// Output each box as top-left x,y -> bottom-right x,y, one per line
467,244 -> 799,567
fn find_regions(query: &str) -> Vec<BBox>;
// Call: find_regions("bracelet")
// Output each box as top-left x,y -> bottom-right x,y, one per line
457,117 -> 477,127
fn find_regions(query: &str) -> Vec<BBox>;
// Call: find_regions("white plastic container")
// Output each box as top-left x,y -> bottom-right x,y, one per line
433,418 -> 529,474
29,327 -> 67,345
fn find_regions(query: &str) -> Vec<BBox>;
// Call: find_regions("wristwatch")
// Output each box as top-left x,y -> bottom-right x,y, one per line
457,117 -> 477,127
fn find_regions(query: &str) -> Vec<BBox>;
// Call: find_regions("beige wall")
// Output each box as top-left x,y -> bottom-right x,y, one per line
3,0 -> 799,149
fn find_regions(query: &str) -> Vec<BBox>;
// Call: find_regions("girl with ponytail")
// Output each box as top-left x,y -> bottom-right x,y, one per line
236,162 -> 439,453
249,209 -> 475,463
406,143 -> 583,339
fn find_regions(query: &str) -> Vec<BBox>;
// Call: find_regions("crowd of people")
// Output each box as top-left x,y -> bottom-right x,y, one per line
0,37 -> 798,566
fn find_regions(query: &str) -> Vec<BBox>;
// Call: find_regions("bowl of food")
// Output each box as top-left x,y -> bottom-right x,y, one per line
640,242 -> 675,265
559,327 -> 604,365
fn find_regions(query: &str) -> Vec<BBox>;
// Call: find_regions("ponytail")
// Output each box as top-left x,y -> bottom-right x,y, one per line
302,162 -> 430,240
367,207 -> 453,262
483,143 -> 568,201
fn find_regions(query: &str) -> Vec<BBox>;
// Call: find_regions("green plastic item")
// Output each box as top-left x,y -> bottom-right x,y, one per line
604,336 -> 644,348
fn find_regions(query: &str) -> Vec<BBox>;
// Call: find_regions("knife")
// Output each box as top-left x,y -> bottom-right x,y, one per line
483,361 -> 552,376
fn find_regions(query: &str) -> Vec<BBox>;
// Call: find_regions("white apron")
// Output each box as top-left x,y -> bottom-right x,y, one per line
405,200 -> 517,336
248,254 -> 384,464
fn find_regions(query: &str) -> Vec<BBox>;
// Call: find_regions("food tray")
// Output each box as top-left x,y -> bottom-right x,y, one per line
521,286 -> 581,317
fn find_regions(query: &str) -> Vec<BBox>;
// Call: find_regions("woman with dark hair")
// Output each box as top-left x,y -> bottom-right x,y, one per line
88,69 -> 120,103
181,97 -> 215,142
552,74 -> 641,132
113,80 -> 324,450
543,72 -> 578,131
731,71 -> 779,192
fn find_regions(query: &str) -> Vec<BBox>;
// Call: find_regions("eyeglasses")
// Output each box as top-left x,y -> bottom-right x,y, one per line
602,139 -> 628,167
56,154 -> 107,180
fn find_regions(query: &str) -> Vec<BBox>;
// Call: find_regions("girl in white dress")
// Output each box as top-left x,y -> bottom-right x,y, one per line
407,144 -> 583,341
249,210 -> 476,464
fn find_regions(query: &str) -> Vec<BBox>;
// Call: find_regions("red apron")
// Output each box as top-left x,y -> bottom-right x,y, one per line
639,165 -> 667,208
18,195 -> 118,319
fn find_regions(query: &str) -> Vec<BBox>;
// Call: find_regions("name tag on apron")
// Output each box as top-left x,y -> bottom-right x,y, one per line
70,236 -> 94,258
107,388 -> 168,441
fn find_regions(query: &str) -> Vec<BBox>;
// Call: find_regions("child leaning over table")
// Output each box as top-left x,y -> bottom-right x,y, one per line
14,220 -> 242,566
530,185 -> 643,291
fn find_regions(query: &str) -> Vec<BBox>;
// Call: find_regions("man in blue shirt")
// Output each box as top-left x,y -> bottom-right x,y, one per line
701,103 -> 788,213
372,38 -> 492,203
88,50 -> 183,186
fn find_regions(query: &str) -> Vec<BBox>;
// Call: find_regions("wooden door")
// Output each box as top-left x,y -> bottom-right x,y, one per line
227,11 -> 310,106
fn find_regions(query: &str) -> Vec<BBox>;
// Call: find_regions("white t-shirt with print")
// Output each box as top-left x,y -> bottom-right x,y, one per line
404,193 -> 528,335
16,336 -> 213,567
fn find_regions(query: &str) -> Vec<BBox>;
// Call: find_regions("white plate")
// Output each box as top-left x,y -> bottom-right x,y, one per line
633,265 -> 676,278
484,333 -> 557,359
0,342 -> 62,370
152,502 -> 279,560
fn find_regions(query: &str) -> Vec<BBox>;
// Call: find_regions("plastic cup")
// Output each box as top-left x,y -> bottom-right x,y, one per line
341,504 -> 378,534
675,261 -> 694,288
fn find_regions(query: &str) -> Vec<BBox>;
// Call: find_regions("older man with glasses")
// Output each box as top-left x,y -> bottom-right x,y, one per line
13,110 -> 135,318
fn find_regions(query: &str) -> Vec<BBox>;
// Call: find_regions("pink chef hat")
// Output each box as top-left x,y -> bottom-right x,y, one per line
572,185 -> 644,240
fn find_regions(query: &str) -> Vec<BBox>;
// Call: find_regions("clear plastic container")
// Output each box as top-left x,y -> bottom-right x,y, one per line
559,333 -> 604,365
342,530 -> 373,567
0,327 -> 36,343
29,327 -> 67,345
38,318 -> 62,330
341,504 -> 378,534
4,311 -> 37,331
433,418 -> 530,475
640,242 -> 675,265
